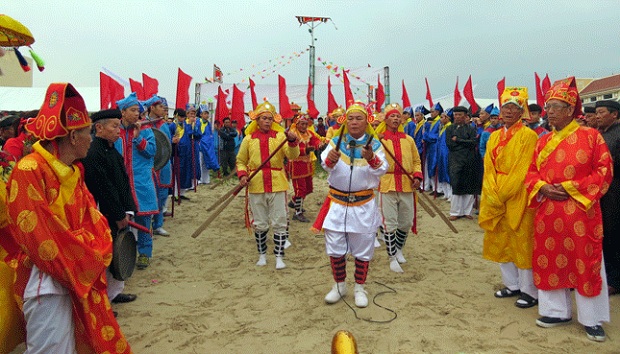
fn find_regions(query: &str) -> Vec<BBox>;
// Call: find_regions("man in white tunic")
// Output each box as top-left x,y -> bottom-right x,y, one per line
312,102 -> 388,308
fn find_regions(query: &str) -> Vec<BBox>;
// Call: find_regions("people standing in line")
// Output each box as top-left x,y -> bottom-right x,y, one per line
236,101 -> 299,270
178,104 -> 202,198
313,102 -> 388,308
479,87 -> 539,309
525,77 -> 612,342
422,102 -> 443,193
445,106 -> 482,220
115,92 -> 158,270
594,100 -> 620,296
436,109 -> 453,201
378,103 -> 422,273
197,106 -> 219,184
525,104 -> 549,138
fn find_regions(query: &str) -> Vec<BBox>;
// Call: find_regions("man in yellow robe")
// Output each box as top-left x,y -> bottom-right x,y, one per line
237,101 -> 299,270
480,87 -> 539,309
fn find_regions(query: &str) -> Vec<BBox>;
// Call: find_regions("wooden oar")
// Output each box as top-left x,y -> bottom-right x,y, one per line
378,139 -> 457,233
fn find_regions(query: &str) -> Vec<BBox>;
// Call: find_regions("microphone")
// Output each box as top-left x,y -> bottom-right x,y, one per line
348,140 -> 356,170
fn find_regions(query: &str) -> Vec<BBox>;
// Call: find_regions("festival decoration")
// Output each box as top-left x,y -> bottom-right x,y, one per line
176,68 -> 192,109
463,75 -> 478,113
0,14 -> 44,72
454,77 -> 462,107
402,80 -> 411,108
425,78 -> 434,108
142,73 -> 159,98
497,77 -> 506,107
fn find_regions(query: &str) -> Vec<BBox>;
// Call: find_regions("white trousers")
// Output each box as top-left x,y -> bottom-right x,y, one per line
106,268 -> 125,301
423,162 -> 436,191
380,192 -> 414,233
500,262 -> 537,298
325,230 -> 376,261
538,253 -> 610,327
199,151 -> 211,184
249,192 -> 288,234
23,294 -> 76,354
449,194 -> 474,216
439,182 -> 452,200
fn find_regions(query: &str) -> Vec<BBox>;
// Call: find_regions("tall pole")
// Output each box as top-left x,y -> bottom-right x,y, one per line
296,16 -> 333,102
309,25 -> 316,101
384,66 -> 390,104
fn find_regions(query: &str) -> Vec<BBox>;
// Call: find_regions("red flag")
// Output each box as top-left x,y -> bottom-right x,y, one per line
109,77 -> 125,109
463,75 -> 478,113
278,75 -> 294,120
213,64 -> 223,83
497,77 -> 506,106
535,72 -> 544,107
375,74 -> 385,112
306,77 -> 320,119
454,77 -> 462,107
142,73 -> 159,98
327,76 -> 338,114
402,80 -> 412,108
343,69 -> 354,107
100,72 -> 111,110
231,84 -> 245,125
129,78 -> 145,100
175,68 -> 192,109
541,74 -> 551,96
425,77 -> 434,108
215,86 -> 230,124
249,78 -> 258,110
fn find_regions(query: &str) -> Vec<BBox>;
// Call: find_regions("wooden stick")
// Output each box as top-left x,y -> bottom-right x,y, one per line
378,139 -> 457,233
416,195 -> 436,218
209,168 -> 237,190
191,192 -> 239,238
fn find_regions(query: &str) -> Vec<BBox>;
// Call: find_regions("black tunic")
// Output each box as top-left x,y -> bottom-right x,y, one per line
445,123 -> 482,195
600,121 -> 620,289
82,136 -> 136,236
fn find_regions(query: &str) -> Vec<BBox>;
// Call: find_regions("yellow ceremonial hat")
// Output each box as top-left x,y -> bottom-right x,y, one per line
249,100 -> 282,123
500,87 -> 530,120
384,103 -> 403,117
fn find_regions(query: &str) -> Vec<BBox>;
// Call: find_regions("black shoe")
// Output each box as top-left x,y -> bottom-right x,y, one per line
514,293 -> 538,308
494,287 -> 521,298
112,293 -> 138,303
288,201 -> 295,209
179,195 -> 190,201
584,325 -> 606,342
536,316 -> 572,328
292,213 -> 310,222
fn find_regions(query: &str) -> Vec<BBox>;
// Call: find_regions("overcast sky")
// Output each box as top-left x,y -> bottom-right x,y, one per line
4,0 -> 619,109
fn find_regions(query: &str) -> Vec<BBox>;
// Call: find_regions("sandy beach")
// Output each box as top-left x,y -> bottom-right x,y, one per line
10,173 -> 620,353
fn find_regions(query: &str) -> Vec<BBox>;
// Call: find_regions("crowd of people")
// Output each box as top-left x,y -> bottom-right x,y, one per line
0,74 -> 618,351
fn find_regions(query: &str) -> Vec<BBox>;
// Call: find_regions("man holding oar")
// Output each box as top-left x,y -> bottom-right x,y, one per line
236,101 -> 299,270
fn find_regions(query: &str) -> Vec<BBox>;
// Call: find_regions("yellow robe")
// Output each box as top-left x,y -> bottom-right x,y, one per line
480,123 -> 538,268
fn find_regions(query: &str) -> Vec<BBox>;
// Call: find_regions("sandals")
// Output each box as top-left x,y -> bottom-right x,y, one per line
494,287 -> 521,298
515,293 -> 538,308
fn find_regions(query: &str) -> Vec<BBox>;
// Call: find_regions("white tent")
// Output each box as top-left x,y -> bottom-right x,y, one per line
0,86 -> 101,112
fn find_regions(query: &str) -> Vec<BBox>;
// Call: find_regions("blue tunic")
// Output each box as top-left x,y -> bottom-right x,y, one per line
422,117 -> 441,178
178,121 -> 202,189
437,125 -> 451,184
197,119 -> 219,170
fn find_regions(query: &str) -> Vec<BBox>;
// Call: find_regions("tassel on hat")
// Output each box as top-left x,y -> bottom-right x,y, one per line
13,47 -> 31,72
28,47 -> 45,72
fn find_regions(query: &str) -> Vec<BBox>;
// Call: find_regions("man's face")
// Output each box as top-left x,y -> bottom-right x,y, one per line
479,110 -> 490,123
414,112 -> 425,123
223,119 -> 232,128
440,114 -> 450,125
431,110 -> 440,118
402,112 -> 411,124
187,110 -> 197,122
346,112 -> 368,138
71,126 -> 93,159
232,121 -> 238,130
545,99 -> 574,130
96,118 -> 121,144
453,111 -> 467,125
490,116 -> 500,126
500,103 -> 523,128
595,107 -> 618,130
257,113 -> 273,132
122,105 -> 140,125
386,112 -> 402,131
151,103 -> 166,118
200,111 -> 209,121
297,120 -> 309,132
585,113 -> 597,127
318,118 -> 324,125
526,111 -> 541,124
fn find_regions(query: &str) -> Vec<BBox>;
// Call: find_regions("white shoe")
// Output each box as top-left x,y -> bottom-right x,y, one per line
395,249 -> 407,264
389,257 -> 404,273
374,237 -> 381,248
284,239 -> 292,249
325,282 -> 347,304
275,256 -> 286,270
153,227 -> 170,236
256,254 -> 267,266
354,283 -> 368,308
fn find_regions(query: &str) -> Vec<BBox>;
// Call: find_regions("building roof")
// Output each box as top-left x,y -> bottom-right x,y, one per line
580,74 -> 620,96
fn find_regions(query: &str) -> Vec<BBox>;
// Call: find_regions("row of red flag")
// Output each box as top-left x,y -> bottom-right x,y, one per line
101,69 -> 554,122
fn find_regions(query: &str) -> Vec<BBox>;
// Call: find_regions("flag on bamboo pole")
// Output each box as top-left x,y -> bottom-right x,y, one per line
249,78 -> 258,109
541,74 -> 551,96
463,75 -> 479,113
425,77 -> 434,107
175,68 -> 192,109
278,75 -> 294,120
375,74 -> 385,112
306,77 -> 319,119
454,77 -> 462,107
142,73 -> 159,98
343,69 -> 354,108
129,78 -> 145,100
497,77 -> 506,106
327,76 -> 338,114
535,72 -> 544,108
100,72 -> 125,109
402,80 -> 412,108
231,84 -> 245,125
215,85 -> 230,124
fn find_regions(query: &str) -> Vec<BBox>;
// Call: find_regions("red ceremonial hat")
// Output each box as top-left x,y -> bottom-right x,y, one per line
25,83 -> 91,140
544,76 -> 582,118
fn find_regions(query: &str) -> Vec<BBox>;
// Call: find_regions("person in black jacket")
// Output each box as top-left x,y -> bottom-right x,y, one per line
219,117 -> 238,176
82,109 -> 138,306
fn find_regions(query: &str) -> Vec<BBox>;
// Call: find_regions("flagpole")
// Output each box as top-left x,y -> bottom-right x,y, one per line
296,16 -> 334,101
384,66 -> 390,105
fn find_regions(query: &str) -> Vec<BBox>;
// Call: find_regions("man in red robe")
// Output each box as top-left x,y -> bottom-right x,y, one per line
525,77 -> 612,342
